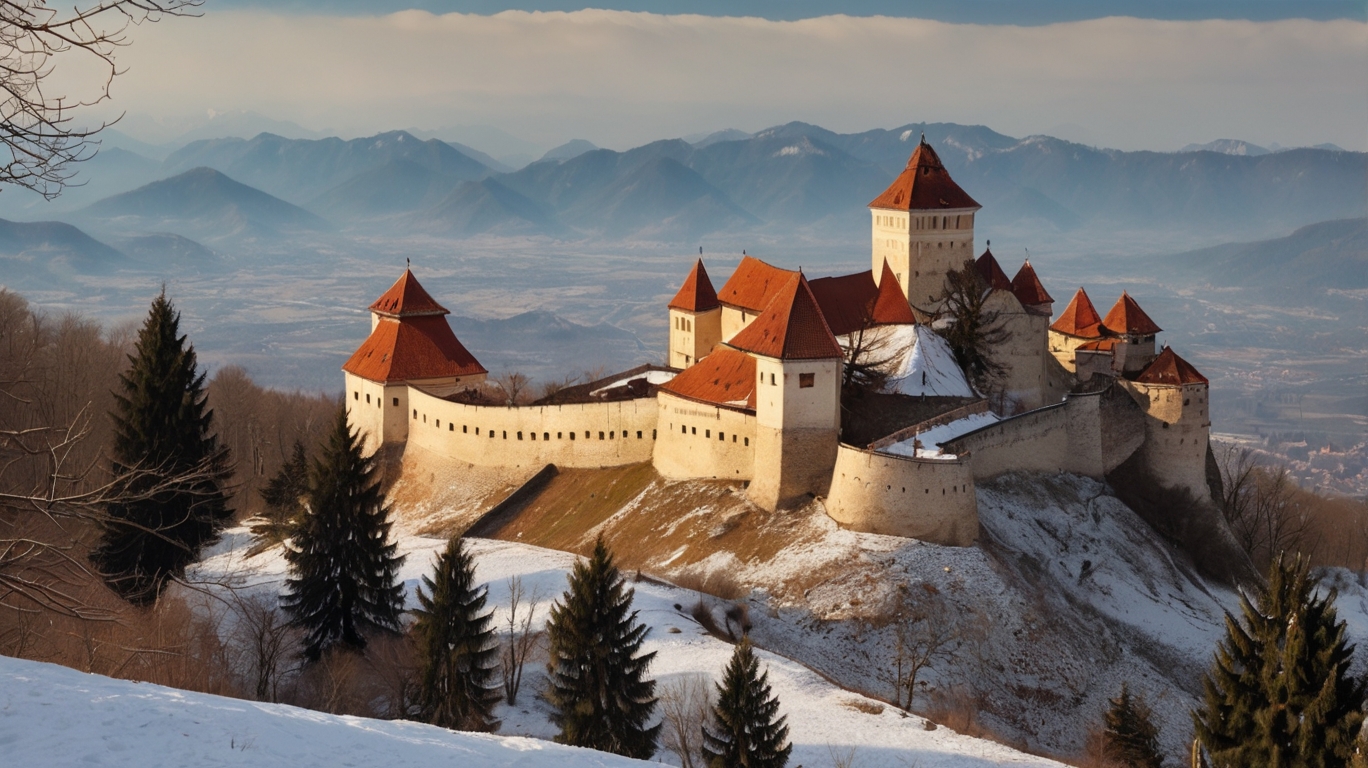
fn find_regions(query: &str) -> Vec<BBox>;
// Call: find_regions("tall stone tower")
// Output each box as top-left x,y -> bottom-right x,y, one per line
342,269 -> 487,454
726,273 -> 843,510
868,137 -> 981,314
667,259 -> 722,369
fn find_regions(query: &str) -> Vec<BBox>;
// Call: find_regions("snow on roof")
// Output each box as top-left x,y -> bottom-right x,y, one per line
588,368 -> 677,397
878,324 -> 976,398
882,411 -> 1000,460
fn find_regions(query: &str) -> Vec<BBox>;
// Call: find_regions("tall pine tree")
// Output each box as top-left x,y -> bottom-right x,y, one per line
1193,553 -> 1366,767
281,406 -> 404,661
1101,683 -> 1163,768
703,637 -> 792,768
412,535 -> 500,732
545,536 -> 659,758
93,291 -> 232,604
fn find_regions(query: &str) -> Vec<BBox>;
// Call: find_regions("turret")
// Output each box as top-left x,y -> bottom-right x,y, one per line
1048,287 -> 1105,373
342,269 -> 487,453
667,259 -> 722,369
868,136 -> 981,313
1100,292 -> 1161,374
1121,347 -> 1211,499
726,273 -> 843,510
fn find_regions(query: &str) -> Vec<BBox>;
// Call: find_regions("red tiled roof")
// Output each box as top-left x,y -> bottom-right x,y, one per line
1050,288 -> 1105,338
1077,338 -> 1120,351
668,259 -> 720,312
716,255 -> 797,313
868,138 -> 981,211
871,261 -> 917,325
1133,347 -> 1207,386
727,273 -> 843,360
342,315 -> 486,383
975,249 -> 1013,292
808,270 -> 878,337
1010,260 -> 1054,307
1102,292 -> 1162,336
369,269 -> 448,317
659,346 -> 757,410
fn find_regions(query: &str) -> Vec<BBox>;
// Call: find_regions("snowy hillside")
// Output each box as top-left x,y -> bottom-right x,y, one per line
0,652 -> 645,768
181,535 -> 1066,768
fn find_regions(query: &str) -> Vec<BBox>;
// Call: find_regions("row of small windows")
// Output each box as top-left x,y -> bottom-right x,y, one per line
675,316 -> 693,332
875,214 -> 973,230
757,371 -> 815,388
353,391 -> 400,408
409,409 -> 656,442
678,423 -> 749,446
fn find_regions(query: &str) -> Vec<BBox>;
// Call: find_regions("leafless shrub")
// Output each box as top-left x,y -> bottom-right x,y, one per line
872,584 -> 963,711
673,564 -> 747,600
537,373 -> 581,401
295,648 -> 368,716
723,602 -> 751,640
227,593 -> 297,702
493,372 -> 533,406
1219,446 -> 1313,572
828,743 -> 860,768
501,575 -> 543,705
659,673 -> 713,768
365,632 -> 420,719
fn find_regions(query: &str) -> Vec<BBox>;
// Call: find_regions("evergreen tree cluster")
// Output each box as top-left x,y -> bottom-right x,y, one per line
250,439 -> 310,548
704,637 -> 793,768
412,535 -> 500,732
281,406 -> 405,661
1101,683 -> 1163,768
93,291 -> 232,604
545,537 -> 661,759
1194,554 -> 1366,767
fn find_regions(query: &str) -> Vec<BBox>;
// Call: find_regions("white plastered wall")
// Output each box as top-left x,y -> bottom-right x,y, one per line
651,392 -> 757,480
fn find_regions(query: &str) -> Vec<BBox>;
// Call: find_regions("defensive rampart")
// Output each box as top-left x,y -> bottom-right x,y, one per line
652,392 -> 757,481
825,444 -> 978,546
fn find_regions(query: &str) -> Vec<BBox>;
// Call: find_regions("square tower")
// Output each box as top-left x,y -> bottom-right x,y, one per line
666,259 -> 722,369
869,137 -> 981,314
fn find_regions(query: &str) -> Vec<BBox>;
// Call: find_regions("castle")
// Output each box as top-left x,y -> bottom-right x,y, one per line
342,137 -> 1211,547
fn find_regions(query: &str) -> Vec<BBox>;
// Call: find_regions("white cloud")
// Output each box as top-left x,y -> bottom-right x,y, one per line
93,9 -> 1367,150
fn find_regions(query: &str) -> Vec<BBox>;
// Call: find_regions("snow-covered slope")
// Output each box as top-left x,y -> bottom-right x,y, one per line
181,536 -> 1066,768
0,652 -> 644,767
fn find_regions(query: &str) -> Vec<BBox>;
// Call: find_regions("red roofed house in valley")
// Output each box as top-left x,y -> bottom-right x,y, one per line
344,269 -> 487,453
868,136 -> 981,312
668,259 -> 723,369
342,137 -> 1218,540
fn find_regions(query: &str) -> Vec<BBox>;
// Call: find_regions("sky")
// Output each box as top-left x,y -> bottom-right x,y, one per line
77,1 -> 1368,153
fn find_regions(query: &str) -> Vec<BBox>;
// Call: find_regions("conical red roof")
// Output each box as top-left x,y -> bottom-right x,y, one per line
342,316 -> 486,383
1050,288 -> 1104,338
668,259 -> 720,312
868,138 -> 980,211
975,248 -> 1013,292
1102,292 -> 1162,336
1010,260 -> 1054,307
1133,347 -> 1206,385
369,269 -> 448,317
871,261 -> 917,325
716,255 -> 797,312
808,270 -> 879,337
727,273 -> 843,360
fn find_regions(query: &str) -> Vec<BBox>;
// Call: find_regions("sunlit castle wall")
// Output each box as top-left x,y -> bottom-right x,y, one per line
404,386 -> 659,471
871,209 -> 976,312
652,392 -> 757,481
825,445 -> 978,546
749,356 -> 842,510
1120,380 -> 1212,499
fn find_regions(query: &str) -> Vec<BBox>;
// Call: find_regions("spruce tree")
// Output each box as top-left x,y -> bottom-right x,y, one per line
703,637 -> 792,768
1193,553 -> 1366,767
545,536 -> 659,758
1102,683 -> 1163,768
281,406 -> 404,661
250,440 -> 309,549
93,291 -> 232,603
412,535 -> 500,732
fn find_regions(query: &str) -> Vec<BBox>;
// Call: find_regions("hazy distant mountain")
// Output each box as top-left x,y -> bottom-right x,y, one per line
540,139 -> 598,162
1179,139 -> 1270,156
162,131 -> 493,203
111,233 -> 222,273
411,177 -> 561,236
689,128 -> 753,147
1159,217 -> 1367,299
80,167 -> 332,241
308,160 -> 464,222
404,124 -> 545,169
116,110 -> 326,146
0,218 -> 128,284
0,147 -> 162,219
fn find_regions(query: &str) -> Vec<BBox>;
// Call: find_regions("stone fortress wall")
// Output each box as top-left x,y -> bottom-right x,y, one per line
825,445 -> 978,546
652,392 -> 758,481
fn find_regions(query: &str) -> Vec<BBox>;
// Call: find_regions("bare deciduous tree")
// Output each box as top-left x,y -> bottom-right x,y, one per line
0,1 -> 201,199
1219,446 -> 1312,571
227,592 -> 297,702
840,322 -> 902,397
879,585 -> 963,711
659,673 -> 713,768
500,574 -> 542,705
493,372 -> 531,406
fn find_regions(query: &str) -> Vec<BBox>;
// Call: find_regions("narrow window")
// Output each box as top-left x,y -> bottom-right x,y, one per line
770,373 -> 776,386
463,425 -> 468,433
366,393 -> 371,404
636,431 -> 642,439
490,431 -> 495,439
718,432 -> 724,441
691,427 -> 696,435
354,391 -> 359,400
413,409 -> 417,419
393,397 -> 399,406
557,432 -> 562,439
570,432 -> 576,440
422,414 -> 426,423
744,437 -> 749,446
544,432 -> 550,441
599,431 -> 605,440
682,424 -> 687,434
799,373 -> 815,388
732,435 -> 737,443
705,430 -> 711,438
652,429 -> 657,439
610,431 -> 615,439
448,424 -> 454,431
686,319 -> 692,332
435,419 -> 439,427
502,431 -> 507,439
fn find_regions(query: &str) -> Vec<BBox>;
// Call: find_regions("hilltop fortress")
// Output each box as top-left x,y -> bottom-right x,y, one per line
342,138 -> 1211,547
